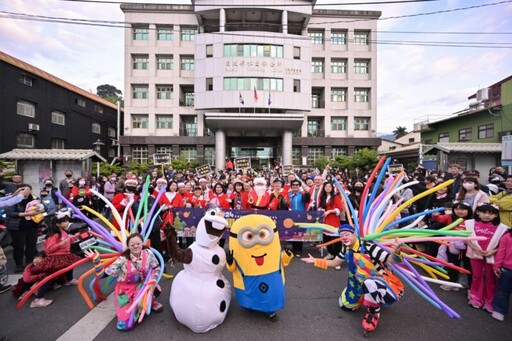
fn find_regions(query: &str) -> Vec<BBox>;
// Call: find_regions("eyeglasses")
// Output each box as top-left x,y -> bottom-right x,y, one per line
292,184 -> 300,186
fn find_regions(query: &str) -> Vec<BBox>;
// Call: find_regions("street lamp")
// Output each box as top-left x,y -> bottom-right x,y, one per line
92,139 -> 105,178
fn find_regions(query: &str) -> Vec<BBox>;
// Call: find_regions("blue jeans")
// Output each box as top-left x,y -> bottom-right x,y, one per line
493,267 -> 512,315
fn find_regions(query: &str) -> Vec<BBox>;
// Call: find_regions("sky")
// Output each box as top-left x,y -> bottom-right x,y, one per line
1,0 -> 511,133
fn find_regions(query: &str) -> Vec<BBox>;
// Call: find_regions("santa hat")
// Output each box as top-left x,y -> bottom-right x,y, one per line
156,177 -> 168,185
125,176 -> 138,186
253,177 -> 266,186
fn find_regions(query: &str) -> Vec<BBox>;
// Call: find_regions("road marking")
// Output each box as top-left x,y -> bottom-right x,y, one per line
56,293 -> 116,341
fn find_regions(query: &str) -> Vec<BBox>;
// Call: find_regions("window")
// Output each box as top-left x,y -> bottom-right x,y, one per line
438,132 -> 449,143
181,116 -> 197,136
180,147 -> 197,162
354,31 -> 369,45
183,92 -> 194,107
425,139 -> 433,144
92,122 -> 101,134
181,27 -> 197,41
331,59 -> 346,73
354,60 -> 370,74
156,115 -> 173,129
132,146 -> 148,164
293,79 -> 300,93
331,117 -> 347,131
156,146 -> 173,154
308,31 -> 324,44
308,119 -> 322,137
307,147 -> 324,166
157,27 -> 173,41
132,114 -> 149,129
223,78 -> 283,91
331,88 -> 346,102
223,44 -> 283,58
132,85 -> 149,99
459,128 -> 472,141
311,59 -> 324,73
205,147 -> 215,166
311,93 -> 322,109
292,147 -> 301,165
108,127 -> 116,138
478,124 -> 494,139
354,117 -> 370,131
19,74 -> 32,86
156,85 -> 172,99
156,55 -> 173,70
133,27 -> 149,40
51,111 -> 65,125
133,55 -> 149,70
52,138 -> 65,149
94,105 -> 103,113
181,57 -> 195,70
332,147 -> 348,157
206,44 -> 213,58
17,133 -> 34,148
354,89 -> 369,102
17,100 -> 36,118
293,47 -> 300,60
206,78 -> 213,91
75,98 -> 86,107
331,31 -> 347,45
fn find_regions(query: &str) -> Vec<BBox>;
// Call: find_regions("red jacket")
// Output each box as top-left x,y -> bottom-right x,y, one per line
209,193 -> 232,210
322,195 -> 343,229
230,191 -> 250,210
44,231 -> 77,256
111,192 -> 139,230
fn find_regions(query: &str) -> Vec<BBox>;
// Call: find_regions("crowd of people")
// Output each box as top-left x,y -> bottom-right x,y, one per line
0,161 -> 511,325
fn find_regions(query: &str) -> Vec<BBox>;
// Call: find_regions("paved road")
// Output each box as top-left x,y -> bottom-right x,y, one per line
1,244 -> 511,341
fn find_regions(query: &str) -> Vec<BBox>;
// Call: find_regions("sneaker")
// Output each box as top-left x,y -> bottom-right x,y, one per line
64,279 -> 79,286
468,300 -> 481,309
324,254 -> 334,260
440,284 -> 460,291
483,305 -> 494,314
267,312 -> 278,322
334,265 -> 341,271
492,311 -> 505,321
0,284 -> 12,294
152,300 -> 163,313
116,321 -> 127,331
30,298 -> 53,308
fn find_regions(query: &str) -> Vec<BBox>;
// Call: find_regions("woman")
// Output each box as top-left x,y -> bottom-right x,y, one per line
85,233 -> 163,331
318,181 -> 343,264
230,181 -> 250,210
209,183 -> 232,210
455,177 -> 489,212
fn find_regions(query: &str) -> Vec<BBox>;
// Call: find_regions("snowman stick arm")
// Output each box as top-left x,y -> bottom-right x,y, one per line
163,224 -> 193,264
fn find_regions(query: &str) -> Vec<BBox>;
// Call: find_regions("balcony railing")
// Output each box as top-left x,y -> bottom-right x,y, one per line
311,100 -> 325,109
307,129 -> 325,137
179,127 -> 198,136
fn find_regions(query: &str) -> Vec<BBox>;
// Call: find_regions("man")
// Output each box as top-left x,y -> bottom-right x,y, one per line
42,178 -> 59,208
4,174 -> 23,194
198,178 -> 212,200
288,179 -> 311,256
443,164 -> 463,195
268,178 -> 289,211
248,177 -> 270,209
111,176 -> 139,231
301,224 -> 404,333
308,174 -> 324,211
59,170 -> 75,196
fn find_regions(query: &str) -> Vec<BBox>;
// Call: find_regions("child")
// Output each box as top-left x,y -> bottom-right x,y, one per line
11,252 -> 47,301
465,204 -> 508,313
491,229 -> 512,321
432,201 -> 473,290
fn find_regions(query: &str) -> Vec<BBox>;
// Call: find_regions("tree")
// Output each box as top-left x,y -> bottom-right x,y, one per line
313,156 -> 330,171
392,126 -> 408,139
96,84 -> 123,105
350,148 -> 379,171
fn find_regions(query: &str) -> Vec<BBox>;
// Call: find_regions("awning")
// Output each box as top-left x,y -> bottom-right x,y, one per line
422,143 -> 502,155
0,149 -> 107,162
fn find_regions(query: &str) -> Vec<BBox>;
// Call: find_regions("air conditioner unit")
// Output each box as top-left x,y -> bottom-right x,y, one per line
476,88 -> 489,102
28,123 -> 40,131
111,139 -> 118,146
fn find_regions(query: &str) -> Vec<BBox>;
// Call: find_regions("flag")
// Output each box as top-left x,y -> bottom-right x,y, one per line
253,85 -> 258,102
268,93 -> 272,106
239,92 -> 244,105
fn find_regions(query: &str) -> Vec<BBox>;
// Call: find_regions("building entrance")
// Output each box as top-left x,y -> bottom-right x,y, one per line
229,147 -> 276,170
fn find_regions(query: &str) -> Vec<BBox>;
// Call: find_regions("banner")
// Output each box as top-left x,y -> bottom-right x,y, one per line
171,208 -> 325,242
234,157 -> 251,171
195,164 -> 212,177
153,153 -> 172,165
387,164 -> 404,175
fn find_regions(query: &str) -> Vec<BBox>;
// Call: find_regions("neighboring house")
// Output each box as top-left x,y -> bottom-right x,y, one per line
378,132 -> 431,170
0,51 -> 121,159
120,1 -> 382,169
420,75 -> 511,174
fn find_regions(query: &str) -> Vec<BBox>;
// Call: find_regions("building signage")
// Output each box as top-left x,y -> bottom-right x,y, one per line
502,135 -> 512,166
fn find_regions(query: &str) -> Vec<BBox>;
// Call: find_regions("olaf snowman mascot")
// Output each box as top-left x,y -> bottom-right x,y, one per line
164,206 -> 231,333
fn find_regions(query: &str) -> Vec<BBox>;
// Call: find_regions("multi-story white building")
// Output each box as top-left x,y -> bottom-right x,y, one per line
121,1 -> 381,170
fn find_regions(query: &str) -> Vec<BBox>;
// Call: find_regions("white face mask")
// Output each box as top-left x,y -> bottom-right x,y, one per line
79,181 -> 86,186
463,183 -> 475,190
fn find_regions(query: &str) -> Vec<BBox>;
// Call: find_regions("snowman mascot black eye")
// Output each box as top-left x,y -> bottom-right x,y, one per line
166,205 -> 231,333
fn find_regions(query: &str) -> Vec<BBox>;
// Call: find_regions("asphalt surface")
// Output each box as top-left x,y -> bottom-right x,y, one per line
1,244 -> 511,341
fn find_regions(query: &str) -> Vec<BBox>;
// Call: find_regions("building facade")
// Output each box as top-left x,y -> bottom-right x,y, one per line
121,0 -> 381,170
0,51 -> 120,159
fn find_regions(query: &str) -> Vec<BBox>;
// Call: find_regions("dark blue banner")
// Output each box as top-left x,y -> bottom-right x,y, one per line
171,208 -> 325,242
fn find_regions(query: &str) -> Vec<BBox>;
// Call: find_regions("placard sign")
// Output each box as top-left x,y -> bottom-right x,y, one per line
153,153 -> 172,165
502,135 -> 512,166
234,157 -> 251,171
282,165 -> 293,175
387,164 -> 404,175
195,164 -> 212,177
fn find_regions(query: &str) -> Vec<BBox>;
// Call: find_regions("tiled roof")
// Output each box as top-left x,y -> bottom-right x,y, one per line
0,50 -> 118,110
0,149 -> 106,162
423,143 -> 502,154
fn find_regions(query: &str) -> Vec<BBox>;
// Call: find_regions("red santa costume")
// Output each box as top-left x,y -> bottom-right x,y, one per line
111,177 -> 139,231
248,177 -> 270,210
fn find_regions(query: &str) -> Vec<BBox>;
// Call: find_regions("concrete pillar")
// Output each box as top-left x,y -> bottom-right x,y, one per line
282,130 -> 293,165
215,130 -> 226,170
220,8 -> 225,32
282,10 -> 288,34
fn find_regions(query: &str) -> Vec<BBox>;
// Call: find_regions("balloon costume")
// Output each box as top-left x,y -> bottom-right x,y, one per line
227,214 -> 293,320
16,176 -> 166,332
165,206 -> 232,333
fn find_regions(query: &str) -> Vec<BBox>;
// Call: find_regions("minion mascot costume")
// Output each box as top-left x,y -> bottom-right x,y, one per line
227,214 -> 293,321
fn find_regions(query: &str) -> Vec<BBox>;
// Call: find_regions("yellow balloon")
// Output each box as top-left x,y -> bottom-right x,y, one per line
81,205 -> 123,242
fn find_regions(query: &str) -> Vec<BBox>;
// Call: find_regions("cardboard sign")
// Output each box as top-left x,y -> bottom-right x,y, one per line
503,135 -> 512,166
387,164 -> 404,175
153,153 -> 172,165
234,157 -> 251,171
282,165 -> 293,175
195,164 -> 212,177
